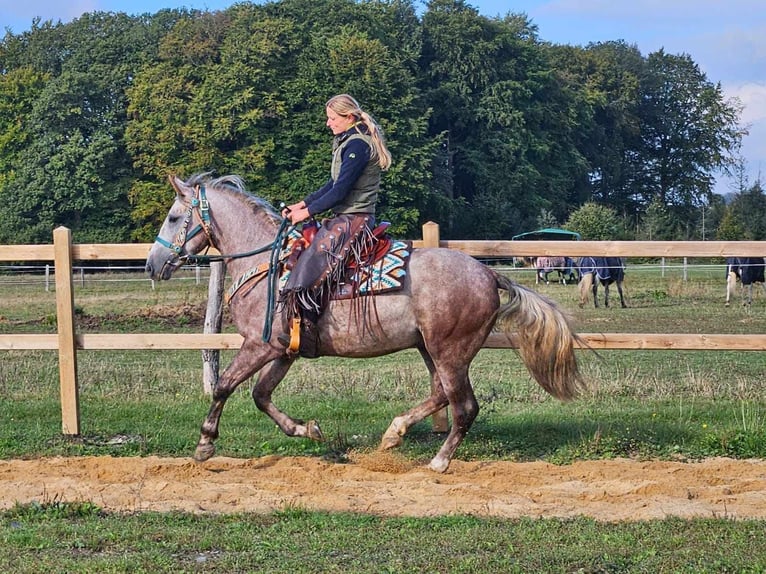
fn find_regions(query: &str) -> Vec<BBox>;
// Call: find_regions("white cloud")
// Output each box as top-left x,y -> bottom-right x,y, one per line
725,83 -> 766,126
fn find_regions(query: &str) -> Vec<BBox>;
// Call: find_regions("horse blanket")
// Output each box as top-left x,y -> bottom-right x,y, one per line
578,256 -> 625,283
726,257 -> 766,285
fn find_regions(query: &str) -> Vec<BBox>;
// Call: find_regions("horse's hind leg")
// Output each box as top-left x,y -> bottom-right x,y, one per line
252,356 -> 323,440
616,280 -> 627,308
380,348 -> 449,450
743,283 -> 754,310
195,340 -> 277,462
578,273 -> 593,308
428,364 -> 478,473
388,352 -> 476,472
725,271 -> 737,306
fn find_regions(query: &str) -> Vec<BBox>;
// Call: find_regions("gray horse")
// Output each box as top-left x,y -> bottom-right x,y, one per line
145,174 -> 585,472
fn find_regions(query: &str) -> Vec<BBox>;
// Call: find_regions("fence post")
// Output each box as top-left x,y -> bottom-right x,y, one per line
53,226 -> 80,435
202,261 -> 225,395
422,222 -> 450,433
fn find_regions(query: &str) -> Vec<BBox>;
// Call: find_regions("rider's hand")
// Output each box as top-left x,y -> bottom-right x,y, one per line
287,206 -> 310,224
281,201 -> 305,218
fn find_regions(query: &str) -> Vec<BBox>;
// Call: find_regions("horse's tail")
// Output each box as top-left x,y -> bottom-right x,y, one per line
578,270 -> 594,307
494,273 -> 585,401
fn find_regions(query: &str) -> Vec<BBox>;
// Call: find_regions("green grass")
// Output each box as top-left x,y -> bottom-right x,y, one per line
2,264 -> 766,572
2,504 -> 766,573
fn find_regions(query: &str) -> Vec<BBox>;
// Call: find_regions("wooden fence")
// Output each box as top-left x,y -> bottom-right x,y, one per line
1,224 -> 765,435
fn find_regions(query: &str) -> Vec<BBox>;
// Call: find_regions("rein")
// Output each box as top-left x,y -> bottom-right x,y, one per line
154,184 -> 293,342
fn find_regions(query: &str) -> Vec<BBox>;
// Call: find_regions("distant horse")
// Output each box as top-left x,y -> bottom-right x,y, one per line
145,174 -> 584,473
578,256 -> 627,308
725,257 -> 766,307
535,256 -> 579,285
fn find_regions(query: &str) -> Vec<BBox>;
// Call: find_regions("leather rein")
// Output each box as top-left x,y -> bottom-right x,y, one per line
153,184 -> 292,341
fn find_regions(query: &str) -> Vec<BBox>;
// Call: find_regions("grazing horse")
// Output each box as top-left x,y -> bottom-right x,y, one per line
725,257 -> 766,307
145,174 -> 584,473
578,256 -> 627,308
535,256 -> 579,285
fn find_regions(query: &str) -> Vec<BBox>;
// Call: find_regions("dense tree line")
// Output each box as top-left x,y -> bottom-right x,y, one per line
0,0 -> 755,244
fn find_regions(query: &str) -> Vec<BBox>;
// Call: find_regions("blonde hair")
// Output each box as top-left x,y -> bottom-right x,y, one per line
326,94 -> 392,170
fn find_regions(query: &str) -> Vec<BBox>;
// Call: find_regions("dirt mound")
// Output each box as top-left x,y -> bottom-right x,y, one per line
2,455 -> 766,521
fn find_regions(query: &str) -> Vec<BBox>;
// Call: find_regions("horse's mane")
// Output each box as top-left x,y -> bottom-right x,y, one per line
184,172 -> 281,224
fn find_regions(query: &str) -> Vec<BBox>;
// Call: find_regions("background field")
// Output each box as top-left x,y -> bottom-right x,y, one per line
1,261 -> 766,572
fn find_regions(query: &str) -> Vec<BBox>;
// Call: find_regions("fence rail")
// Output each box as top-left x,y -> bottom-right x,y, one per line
2,224 -> 766,435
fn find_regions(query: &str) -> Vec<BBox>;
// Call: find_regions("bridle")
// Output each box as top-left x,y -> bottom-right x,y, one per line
154,185 -> 213,258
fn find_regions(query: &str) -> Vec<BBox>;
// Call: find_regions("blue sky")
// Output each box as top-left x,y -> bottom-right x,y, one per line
2,0 -> 765,194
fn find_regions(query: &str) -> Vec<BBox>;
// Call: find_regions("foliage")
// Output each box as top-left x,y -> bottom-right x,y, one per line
564,201 -> 623,240
0,0 -> 747,243
639,196 -> 677,240
726,181 -> 766,240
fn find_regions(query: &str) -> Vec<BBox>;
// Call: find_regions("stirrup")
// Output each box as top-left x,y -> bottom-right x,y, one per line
287,317 -> 301,353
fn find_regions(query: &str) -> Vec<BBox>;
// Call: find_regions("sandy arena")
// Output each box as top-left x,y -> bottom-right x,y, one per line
2,454 -> 766,521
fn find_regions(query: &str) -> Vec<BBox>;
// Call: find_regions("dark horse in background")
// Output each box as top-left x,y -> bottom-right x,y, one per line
145,174 -> 584,473
534,256 -> 579,285
578,256 -> 627,308
725,257 -> 766,307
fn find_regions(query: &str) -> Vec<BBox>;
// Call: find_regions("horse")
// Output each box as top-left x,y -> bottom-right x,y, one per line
725,257 -> 766,308
145,174 -> 584,473
577,256 -> 627,308
534,256 -> 579,285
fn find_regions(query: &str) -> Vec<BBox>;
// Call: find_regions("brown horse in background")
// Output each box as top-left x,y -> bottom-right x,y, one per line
145,174 -> 585,472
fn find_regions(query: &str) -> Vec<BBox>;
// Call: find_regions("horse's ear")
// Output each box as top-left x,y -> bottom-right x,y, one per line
168,175 -> 188,198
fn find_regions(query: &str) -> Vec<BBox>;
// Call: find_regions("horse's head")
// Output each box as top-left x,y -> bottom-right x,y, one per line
145,175 -> 214,281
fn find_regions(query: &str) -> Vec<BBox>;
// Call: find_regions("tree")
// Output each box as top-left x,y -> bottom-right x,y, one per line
638,197 -> 678,240
564,202 -> 623,240
0,67 -> 48,197
636,50 -> 744,224
549,41 -> 644,216
723,180 -> 766,240
716,207 -> 745,241
421,1 -> 590,238
0,12 -> 172,243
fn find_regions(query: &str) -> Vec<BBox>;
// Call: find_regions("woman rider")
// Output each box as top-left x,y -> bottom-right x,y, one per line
279,94 -> 392,357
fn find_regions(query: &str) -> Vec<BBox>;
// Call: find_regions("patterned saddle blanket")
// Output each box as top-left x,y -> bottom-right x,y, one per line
279,223 -> 411,300
226,223 -> 411,304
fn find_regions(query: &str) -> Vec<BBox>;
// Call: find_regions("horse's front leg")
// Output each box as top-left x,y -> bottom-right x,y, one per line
252,356 -> 324,441
194,339 -> 278,462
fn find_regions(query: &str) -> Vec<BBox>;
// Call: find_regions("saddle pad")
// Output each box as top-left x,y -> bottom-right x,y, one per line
278,238 -> 411,299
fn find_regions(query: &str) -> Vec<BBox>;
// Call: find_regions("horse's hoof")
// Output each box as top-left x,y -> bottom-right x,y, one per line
193,443 -> 215,462
380,431 -> 403,450
306,420 -> 324,441
428,456 -> 450,473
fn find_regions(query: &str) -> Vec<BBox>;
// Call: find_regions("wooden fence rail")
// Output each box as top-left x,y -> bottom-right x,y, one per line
1,223 -> 765,435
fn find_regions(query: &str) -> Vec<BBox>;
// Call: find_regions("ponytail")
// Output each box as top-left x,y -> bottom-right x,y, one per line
326,94 -> 392,170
